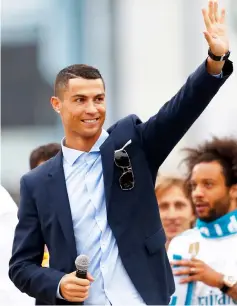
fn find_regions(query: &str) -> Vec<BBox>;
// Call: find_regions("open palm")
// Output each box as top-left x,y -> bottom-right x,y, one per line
202,0 -> 229,56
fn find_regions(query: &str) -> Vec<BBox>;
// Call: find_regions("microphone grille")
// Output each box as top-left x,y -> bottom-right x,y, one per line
75,255 -> 89,272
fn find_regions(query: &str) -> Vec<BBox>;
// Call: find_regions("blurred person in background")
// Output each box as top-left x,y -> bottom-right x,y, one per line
9,1 -> 233,305
0,185 -> 34,305
155,176 -> 195,250
29,143 -> 61,268
29,143 -> 61,170
168,137 -> 237,305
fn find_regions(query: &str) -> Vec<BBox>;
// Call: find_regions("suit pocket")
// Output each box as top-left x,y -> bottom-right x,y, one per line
145,227 -> 166,255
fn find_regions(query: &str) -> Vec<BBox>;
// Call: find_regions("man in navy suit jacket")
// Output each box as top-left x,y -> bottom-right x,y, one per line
9,2 -> 233,305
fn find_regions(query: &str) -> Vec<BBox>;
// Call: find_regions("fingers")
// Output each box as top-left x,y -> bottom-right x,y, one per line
60,273 -> 92,302
171,258 -> 203,266
202,8 -> 212,32
172,258 -> 204,284
214,1 -> 219,22
173,266 -> 201,276
70,271 -> 94,283
171,258 -> 202,272
220,8 -> 226,24
87,272 -> 95,282
173,268 -> 191,276
62,282 -> 89,302
171,260 -> 193,267
208,1 -> 215,23
70,275 -> 91,286
179,275 -> 198,284
64,292 -> 89,303
63,283 -> 90,293
203,30 -> 213,46
70,294 -> 89,303
213,0 -> 226,24
190,257 -> 200,263
203,1 -> 225,26
171,264 -> 200,284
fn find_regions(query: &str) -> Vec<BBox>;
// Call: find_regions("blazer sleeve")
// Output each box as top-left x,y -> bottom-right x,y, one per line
9,176 -> 65,305
137,59 -> 233,171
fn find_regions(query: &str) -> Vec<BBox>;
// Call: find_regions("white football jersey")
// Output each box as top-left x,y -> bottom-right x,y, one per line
168,227 -> 237,305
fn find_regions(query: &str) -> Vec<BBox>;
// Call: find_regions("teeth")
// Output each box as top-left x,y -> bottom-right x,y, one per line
83,119 -> 97,123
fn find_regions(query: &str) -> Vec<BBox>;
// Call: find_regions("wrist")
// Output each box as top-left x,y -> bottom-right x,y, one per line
215,273 -> 224,289
207,57 -> 225,75
208,48 -> 230,61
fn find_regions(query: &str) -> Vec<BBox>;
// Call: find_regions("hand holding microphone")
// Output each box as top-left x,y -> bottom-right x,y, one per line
59,255 -> 94,303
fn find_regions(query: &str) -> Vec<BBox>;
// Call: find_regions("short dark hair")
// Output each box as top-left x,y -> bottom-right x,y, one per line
29,143 -> 61,170
183,137 -> 237,187
54,64 -> 104,98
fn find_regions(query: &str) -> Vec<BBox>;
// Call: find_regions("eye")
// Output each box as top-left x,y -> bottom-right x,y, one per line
95,96 -> 104,103
158,203 -> 168,211
204,181 -> 213,188
76,97 -> 86,103
175,202 -> 186,209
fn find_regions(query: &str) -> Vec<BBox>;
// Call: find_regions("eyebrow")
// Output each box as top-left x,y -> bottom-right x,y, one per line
190,178 -> 215,184
71,94 -> 87,99
71,93 -> 105,99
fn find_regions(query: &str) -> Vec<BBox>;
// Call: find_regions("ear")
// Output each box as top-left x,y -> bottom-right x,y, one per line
229,184 -> 237,200
50,96 -> 61,114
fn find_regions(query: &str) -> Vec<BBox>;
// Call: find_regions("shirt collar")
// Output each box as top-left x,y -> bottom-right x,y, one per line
61,129 -> 109,166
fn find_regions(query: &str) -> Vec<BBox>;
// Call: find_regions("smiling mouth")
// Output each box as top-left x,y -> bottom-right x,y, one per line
81,118 -> 99,123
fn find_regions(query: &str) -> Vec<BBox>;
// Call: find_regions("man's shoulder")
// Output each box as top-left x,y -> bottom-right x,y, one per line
107,115 -> 145,150
175,227 -> 201,241
107,114 -> 143,133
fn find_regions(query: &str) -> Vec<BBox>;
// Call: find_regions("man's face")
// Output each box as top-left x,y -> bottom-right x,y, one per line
157,185 -> 195,241
190,161 -> 231,222
53,77 -> 106,143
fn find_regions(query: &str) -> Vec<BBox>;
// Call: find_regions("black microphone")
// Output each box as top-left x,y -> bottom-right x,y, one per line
73,255 -> 90,305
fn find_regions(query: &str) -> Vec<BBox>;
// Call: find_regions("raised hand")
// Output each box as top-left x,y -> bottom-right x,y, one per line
202,0 -> 229,56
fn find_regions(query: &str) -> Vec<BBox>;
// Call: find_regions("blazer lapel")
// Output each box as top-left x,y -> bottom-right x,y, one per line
47,151 -> 77,261
100,136 -> 115,210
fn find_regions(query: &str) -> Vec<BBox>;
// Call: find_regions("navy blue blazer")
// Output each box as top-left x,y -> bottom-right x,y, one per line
9,60 -> 233,305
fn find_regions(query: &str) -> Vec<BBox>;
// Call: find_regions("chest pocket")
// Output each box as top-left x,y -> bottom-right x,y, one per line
145,227 -> 166,255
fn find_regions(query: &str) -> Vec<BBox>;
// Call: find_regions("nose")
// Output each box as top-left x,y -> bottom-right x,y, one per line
166,205 -> 177,219
192,185 -> 204,199
85,101 -> 97,115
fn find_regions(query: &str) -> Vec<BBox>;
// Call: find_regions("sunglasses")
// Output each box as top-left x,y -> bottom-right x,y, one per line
114,149 -> 135,190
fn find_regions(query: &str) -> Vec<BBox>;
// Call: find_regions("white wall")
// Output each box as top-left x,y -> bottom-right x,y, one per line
115,0 -> 237,176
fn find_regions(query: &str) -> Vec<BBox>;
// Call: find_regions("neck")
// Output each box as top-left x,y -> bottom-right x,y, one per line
64,130 -> 102,152
199,202 -> 236,224
214,205 -> 237,223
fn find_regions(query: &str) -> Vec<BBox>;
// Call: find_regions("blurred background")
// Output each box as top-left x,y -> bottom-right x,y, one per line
1,0 -> 237,204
